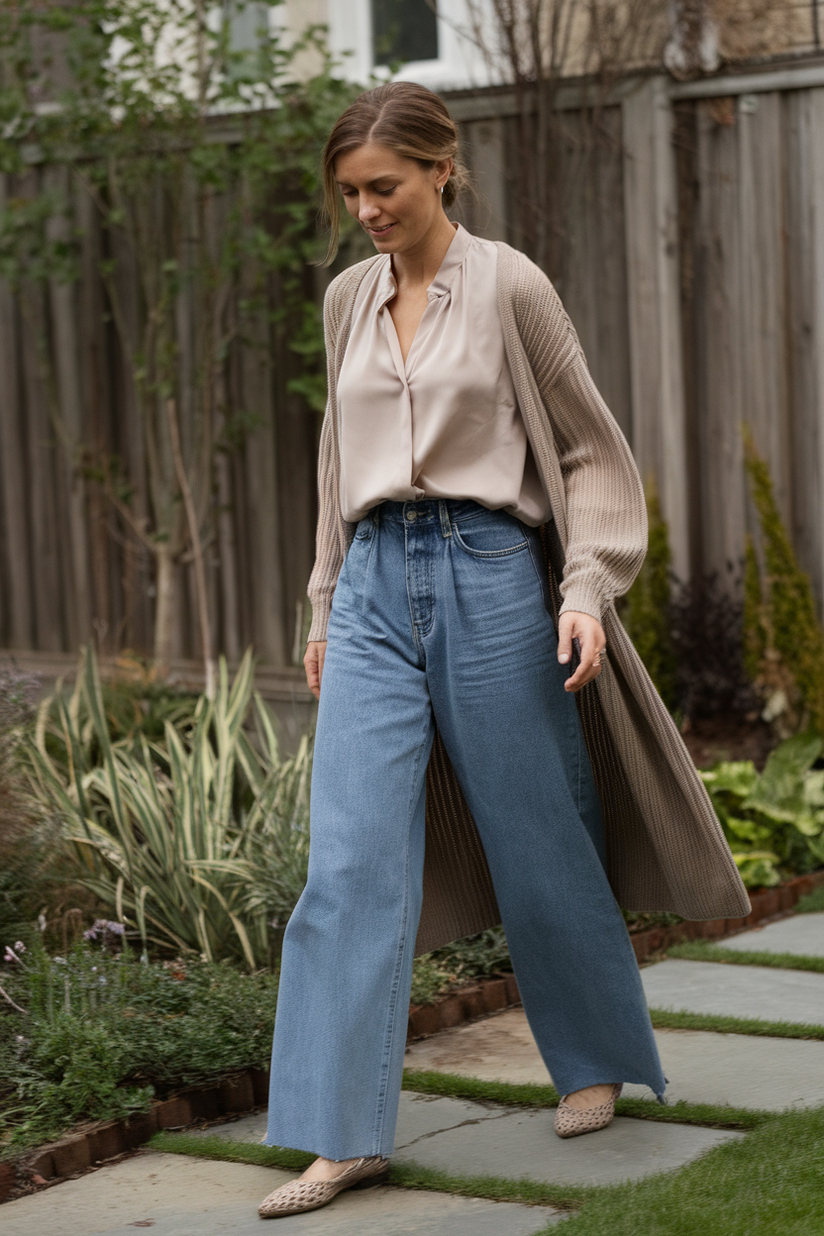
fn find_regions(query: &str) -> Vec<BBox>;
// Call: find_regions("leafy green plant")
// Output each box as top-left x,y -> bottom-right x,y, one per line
410,957 -> 452,1007
0,938 -> 279,1150
699,733 -> 824,887
411,928 -> 514,1006
743,433 -> 824,737
0,665 -> 51,949
24,645 -> 311,969
620,478 -> 678,710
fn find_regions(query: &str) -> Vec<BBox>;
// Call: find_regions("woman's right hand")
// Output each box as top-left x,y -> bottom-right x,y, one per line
304,641 -> 327,700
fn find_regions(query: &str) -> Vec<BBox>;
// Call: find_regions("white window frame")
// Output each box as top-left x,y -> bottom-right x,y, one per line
327,0 -> 496,91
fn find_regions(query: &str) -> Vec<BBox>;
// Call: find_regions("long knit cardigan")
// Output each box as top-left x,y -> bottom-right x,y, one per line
307,239 -> 751,956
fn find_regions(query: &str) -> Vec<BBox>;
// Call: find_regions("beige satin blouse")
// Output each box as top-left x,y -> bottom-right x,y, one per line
336,220 -> 551,526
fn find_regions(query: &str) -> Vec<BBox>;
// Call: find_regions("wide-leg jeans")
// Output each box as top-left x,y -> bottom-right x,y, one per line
265,497 -> 666,1161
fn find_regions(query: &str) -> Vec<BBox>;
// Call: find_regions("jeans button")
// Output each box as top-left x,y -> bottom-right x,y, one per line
406,510 -> 417,522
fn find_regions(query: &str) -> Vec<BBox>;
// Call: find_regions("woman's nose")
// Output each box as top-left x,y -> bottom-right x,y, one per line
358,198 -> 381,222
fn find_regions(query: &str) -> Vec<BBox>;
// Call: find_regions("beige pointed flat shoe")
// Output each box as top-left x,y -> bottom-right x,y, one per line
553,1083 -> 622,1139
258,1155 -> 389,1218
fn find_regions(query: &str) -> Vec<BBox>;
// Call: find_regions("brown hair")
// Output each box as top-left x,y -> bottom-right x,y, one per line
317,81 -> 471,267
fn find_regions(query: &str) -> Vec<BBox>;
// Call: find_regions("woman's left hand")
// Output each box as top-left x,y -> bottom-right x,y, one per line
557,612 -> 606,693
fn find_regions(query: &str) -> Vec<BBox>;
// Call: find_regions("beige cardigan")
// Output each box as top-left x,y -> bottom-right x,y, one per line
308,239 -> 750,955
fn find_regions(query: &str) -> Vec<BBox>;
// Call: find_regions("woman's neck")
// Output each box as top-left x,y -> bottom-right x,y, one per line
390,216 -> 458,292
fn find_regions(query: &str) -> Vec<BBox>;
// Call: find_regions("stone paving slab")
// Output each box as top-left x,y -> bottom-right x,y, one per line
721,912 -> 824,957
404,1006 -> 824,1110
390,1095 -> 741,1186
193,1092 -> 741,1188
0,1150 -> 561,1235
640,958 -> 824,1025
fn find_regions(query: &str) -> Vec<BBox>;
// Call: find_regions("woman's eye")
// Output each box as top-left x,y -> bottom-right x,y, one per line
378,186 -> 397,195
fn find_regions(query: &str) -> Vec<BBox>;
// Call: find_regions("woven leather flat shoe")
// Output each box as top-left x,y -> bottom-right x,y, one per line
554,1083 -> 622,1139
258,1155 -> 389,1218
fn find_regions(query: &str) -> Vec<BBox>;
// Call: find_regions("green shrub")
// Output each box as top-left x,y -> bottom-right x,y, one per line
24,646 -> 311,970
620,478 -> 678,710
0,939 -> 279,1151
430,927 -> 513,980
410,928 -> 514,1006
699,733 -> 824,887
410,957 -> 452,1006
743,434 -> 824,736
0,665 -> 51,949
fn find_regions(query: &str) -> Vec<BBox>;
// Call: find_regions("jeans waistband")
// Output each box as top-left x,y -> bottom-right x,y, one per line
370,498 -> 511,527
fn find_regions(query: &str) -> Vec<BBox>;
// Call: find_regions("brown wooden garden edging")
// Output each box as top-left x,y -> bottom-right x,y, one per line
3,869 -> 823,1203
2,1069 -> 271,1202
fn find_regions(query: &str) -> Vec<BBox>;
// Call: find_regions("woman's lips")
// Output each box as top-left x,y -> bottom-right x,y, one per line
367,222 -> 396,236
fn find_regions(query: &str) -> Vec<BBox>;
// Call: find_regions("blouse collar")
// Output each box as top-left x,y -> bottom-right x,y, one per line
376,220 -> 473,310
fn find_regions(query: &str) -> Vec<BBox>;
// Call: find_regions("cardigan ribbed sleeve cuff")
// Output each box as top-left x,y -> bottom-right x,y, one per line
306,591 -> 333,644
558,584 -> 604,626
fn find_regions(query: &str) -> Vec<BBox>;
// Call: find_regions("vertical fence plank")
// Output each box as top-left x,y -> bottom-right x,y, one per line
75,170 -> 115,652
19,271 -> 64,651
735,92 -> 791,518
46,165 -> 93,652
622,77 -> 690,581
693,100 -> 748,586
239,248 -> 287,667
785,87 -> 824,609
461,117 -> 509,241
561,106 -> 632,442
0,175 -> 34,648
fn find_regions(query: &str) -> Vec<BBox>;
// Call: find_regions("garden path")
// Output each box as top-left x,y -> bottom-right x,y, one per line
5,912 -> 823,1234
0,1149 -> 561,1234
639,958 -> 824,1023
407,913 -> 824,1112
718,912 -> 824,956
185,1096 -> 741,1187
405,1010 -> 824,1110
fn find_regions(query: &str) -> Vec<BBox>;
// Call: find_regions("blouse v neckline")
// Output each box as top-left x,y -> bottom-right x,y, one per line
378,220 -> 471,379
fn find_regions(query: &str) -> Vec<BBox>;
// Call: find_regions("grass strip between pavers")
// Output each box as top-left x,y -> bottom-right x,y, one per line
668,940 -> 824,972
402,1070 -> 767,1130
648,1005 -> 824,1039
147,1131 -> 588,1211
795,887 -> 824,913
536,1105 -> 824,1236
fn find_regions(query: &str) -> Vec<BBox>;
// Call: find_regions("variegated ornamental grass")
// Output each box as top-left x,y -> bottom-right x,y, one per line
25,647 -> 310,970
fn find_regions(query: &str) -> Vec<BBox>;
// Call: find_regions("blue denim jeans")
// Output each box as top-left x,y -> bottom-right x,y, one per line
266,497 -> 665,1160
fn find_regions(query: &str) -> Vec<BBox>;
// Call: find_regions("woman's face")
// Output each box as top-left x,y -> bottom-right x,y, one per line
334,142 -> 451,253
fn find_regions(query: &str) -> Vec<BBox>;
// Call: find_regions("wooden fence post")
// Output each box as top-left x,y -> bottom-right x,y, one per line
786,87 -> 824,611
0,175 -> 34,648
622,76 -> 690,583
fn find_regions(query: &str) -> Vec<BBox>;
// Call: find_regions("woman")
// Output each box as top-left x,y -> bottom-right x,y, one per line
258,81 -> 748,1220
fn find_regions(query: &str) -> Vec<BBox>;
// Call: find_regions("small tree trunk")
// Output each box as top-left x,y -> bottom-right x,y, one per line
154,545 -> 176,678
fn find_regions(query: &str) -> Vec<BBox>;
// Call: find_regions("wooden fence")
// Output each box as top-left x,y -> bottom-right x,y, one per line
451,62 -> 824,603
3,60 -> 824,672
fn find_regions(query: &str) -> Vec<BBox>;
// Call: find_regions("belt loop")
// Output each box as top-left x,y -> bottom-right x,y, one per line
438,499 -> 452,538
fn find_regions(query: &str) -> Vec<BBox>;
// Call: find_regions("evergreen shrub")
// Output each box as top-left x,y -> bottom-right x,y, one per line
743,434 -> 824,737
621,478 -> 678,710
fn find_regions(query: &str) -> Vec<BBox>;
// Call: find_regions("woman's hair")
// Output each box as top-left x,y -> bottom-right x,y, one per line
317,81 -> 471,267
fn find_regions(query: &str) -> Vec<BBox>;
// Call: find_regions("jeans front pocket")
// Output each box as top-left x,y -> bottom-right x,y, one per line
451,511 -> 529,558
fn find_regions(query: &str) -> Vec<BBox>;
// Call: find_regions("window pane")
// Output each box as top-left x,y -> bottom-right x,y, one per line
372,0 -> 439,66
